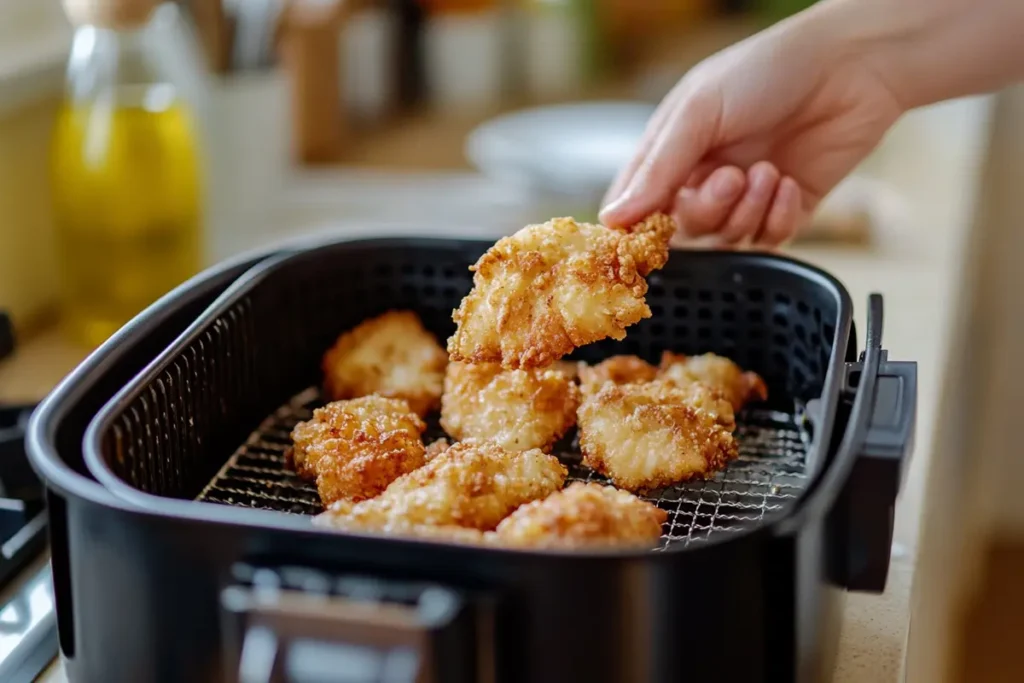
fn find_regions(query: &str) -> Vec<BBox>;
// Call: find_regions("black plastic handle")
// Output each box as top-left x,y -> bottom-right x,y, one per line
775,294 -> 917,593
830,295 -> 917,592
220,564 -> 475,683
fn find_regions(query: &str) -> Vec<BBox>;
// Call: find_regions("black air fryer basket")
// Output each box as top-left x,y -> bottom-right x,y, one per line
29,237 -> 916,683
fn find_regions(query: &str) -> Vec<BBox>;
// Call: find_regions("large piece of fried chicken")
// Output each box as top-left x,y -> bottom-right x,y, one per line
657,352 -> 767,412
440,361 -> 580,452
577,381 -> 738,492
576,355 -> 735,429
447,214 -> 675,369
289,396 -> 427,506
321,310 -> 448,416
493,482 -> 667,550
314,440 -> 567,532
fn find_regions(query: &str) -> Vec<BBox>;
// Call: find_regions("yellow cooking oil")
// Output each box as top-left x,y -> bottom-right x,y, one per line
52,2 -> 204,348
51,84 -> 202,348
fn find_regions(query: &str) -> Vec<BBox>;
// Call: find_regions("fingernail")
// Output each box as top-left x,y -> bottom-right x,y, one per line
599,196 -> 627,223
749,165 -> 779,197
708,172 -> 743,201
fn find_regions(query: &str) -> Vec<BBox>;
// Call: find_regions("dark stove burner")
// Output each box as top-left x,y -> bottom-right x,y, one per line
0,404 -> 46,589
0,401 -> 56,683
0,314 -> 58,682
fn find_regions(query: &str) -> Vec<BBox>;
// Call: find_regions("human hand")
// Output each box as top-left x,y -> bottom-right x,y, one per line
600,4 -> 905,247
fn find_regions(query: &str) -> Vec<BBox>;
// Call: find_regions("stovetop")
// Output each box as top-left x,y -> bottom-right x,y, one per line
0,404 -> 47,588
0,311 -> 58,682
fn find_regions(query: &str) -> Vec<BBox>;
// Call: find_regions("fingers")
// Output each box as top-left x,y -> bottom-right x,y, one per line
683,161 -> 719,189
600,95 -> 716,229
671,166 -> 746,238
756,176 -> 804,247
719,162 -> 780,244
603,85 -> 689,208
671,168 -> 806,249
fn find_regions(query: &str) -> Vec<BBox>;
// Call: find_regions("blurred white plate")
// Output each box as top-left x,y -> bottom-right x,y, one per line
465,101 -> 656,198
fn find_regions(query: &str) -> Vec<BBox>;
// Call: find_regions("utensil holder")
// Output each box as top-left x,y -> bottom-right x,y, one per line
204,69 -> 293,263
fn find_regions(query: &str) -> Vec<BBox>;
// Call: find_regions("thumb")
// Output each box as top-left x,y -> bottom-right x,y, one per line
600,98 -> 715,229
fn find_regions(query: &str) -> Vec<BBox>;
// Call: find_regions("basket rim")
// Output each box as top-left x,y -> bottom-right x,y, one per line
81,235 -> 856,560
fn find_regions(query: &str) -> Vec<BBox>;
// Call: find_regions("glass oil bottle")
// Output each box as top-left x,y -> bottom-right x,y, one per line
51,0 -> 204,347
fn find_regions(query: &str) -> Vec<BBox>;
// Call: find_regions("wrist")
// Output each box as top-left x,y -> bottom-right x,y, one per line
793,0 -> 923,110
808,0 -> 1024,110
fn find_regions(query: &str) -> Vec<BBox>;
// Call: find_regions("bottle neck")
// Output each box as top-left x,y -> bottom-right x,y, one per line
66,22 -> 175,106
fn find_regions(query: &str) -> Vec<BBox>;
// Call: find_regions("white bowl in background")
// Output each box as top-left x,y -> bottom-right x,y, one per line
465,101 -> 656,218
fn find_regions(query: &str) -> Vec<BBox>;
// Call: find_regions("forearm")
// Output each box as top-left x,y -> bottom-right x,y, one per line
803,0 -> 1024,109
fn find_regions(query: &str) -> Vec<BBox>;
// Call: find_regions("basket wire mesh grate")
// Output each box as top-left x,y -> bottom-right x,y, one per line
198,387 -> 811,550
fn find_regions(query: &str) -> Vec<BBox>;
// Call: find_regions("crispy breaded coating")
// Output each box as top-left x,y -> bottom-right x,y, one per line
551,360 -> 580,381
322,310 -> 448,416
440,362 -> 580,452
424,438 -> 450,461
577,381 -> 738,492
575,356 -> 734,428
657,352 -> 768,412
447,213 -> 675,369
577,355 -> 658,396
669,381 -> 737,431
493,482 -> 667,550
314,440 -> 567,532
289,396 -> 427,506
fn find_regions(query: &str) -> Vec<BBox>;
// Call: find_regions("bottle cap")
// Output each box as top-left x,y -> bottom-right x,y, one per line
62,0 -> 158,29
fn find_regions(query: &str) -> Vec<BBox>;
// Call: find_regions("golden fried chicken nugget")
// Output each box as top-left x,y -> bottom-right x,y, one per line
447,214 -> 675,369
550,360 -> 580,381
290,396 -> 427,506
577,355 -> 658,396
493,482 -> 667,550
577,381 -> 738,492
314,440 -> 567,532
657,352 -> 767,412
322,310 -> 448,416
440,362 -> 580,452
424,438 -> 450,461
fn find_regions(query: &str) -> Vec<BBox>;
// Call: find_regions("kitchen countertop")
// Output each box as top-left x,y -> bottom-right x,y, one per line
7,93 -> 993,683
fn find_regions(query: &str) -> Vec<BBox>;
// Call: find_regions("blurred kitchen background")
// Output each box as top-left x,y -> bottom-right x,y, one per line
4,1 -> 1024,683
0,0 -> 889,352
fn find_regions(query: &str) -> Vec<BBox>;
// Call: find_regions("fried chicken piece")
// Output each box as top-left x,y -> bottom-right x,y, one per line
424,438 -> 450,461
667,380 -> 737,431
575,355 -> 736,428
322,310 -> 448,416
551,360 -> 580,381
577,355 -> 658,396
657,352 -> 768,412
577,381 -> 738,492
493,482 -> 667,550
289,396 -> 427,506
447,213 -> 675,369
440,362 -> 580,452
314,440 -> 568,532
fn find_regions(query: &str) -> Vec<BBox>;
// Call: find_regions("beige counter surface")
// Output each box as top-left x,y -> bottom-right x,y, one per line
6,94 -> 993,683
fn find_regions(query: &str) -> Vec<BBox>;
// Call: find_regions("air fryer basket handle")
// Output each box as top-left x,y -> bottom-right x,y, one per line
220,567 -> 473,683
830,294 -> 918,593
777,294 -> 917,593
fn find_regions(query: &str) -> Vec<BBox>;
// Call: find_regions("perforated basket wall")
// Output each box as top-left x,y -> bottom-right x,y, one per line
98,239 -> 851,516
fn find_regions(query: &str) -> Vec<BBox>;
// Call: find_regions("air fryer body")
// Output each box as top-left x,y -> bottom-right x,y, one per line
28,237 -> 912,683
49,492 -> 842,683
